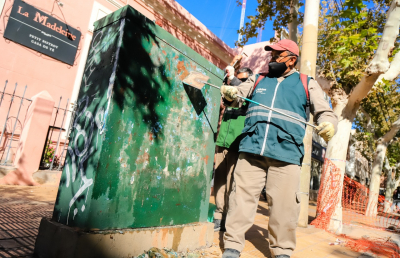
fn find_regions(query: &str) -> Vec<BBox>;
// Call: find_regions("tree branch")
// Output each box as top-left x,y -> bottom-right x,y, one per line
316,66 -> 335,94
366,0 -> 400,74
381,114 -> 400,145
346,73 -> 381,116
384,156 -> 391,172
350,0 -> 400,114
375,51 -> 400,84
359,107 -> 374,133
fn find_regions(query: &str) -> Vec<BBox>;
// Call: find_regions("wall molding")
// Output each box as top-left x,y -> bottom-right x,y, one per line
106,0 -> 124,9
0,0 -> 6,17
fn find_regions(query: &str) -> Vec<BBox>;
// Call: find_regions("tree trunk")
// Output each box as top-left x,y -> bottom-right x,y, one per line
384,165 -> 397,213
366,143 -> 388,216
358,107 -> 375,156
345,135 -> 356,179
320,73 -> 382,232
318,0 -> 400,232
321,89 -> 352,233
366,114 -> 400,216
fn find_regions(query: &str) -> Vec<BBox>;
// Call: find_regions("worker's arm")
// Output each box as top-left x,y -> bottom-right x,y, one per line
221,74 -> 256,108
217,76 -> 241,132
309,79 -> 338,134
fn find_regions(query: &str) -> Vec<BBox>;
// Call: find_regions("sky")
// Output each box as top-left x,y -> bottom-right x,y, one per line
175,0 -> 275,48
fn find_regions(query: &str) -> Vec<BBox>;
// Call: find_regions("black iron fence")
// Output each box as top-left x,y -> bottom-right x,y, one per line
0,80 -> 75,171
0,81 -> 30,166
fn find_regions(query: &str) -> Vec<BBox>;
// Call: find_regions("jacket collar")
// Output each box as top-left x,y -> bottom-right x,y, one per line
277,68 -> 297,83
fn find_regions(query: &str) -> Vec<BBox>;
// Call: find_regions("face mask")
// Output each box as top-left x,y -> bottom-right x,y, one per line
268,61 -> 288,77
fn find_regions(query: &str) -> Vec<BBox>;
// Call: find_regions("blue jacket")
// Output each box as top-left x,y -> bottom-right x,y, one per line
239,72 -> 310,165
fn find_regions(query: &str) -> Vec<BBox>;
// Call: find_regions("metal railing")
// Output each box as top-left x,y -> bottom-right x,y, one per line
0,80 -> 31,166
39,97 -> 76,171
0,80 -> 75,171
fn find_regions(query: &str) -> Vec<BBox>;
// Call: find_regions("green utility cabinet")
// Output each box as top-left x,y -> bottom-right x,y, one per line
53,6 -> 222,230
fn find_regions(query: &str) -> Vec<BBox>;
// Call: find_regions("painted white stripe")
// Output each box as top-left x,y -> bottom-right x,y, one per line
247,106 -> 306,122
260,82 -> 281,155
10,17 -> 40,31
51,34 -> 78,48
9,17 -> 77,48
247,112 -> 306,128
100,19 -> 125,134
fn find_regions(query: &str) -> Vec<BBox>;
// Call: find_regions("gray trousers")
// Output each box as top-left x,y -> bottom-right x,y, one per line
223,152 -> 301,257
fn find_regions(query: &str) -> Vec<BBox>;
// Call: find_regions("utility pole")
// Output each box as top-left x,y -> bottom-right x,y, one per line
256,27 -> 263,43
238,0 -> 247,42
298,0 -> 320,228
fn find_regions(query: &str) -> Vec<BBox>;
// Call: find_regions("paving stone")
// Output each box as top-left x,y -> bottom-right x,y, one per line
0,231 -> 11,240
14,237 -> 35,249
0,249 -> 14,258
4,229 -> 37,238
1,246 -> 32,257
0,222 -> 40,231
0,239 -> 21,249
0,186 -> 58,257
0,183 -> 399,258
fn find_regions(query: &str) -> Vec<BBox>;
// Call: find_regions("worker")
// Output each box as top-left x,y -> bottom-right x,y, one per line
213,66 -> 253,232
220,39 -> 338,258
216,55 -> 246,136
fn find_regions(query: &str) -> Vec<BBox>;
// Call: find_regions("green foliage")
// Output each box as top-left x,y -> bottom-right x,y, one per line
43,140 -> 59,165
354,83 -> 400,165
235,0 -> 304,46
237,0 -> 394,94
238,0 -> 400,166
387,142 -> 400,167
318,0 -> 388,93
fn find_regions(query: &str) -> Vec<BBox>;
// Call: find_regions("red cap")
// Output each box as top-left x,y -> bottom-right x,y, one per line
264,39 -> 299,56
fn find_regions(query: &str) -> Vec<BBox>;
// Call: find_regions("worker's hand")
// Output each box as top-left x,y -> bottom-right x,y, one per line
316,122 -> 335,142
225,66 -> 235,80
220,85 -> 238,101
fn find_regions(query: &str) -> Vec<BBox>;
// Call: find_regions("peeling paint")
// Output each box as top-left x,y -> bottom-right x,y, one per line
54,6 -> 222,230
177,60 -> 189,80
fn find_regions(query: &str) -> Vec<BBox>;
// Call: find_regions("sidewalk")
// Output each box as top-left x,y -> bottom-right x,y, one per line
0,185 -> 57,258
0,184 -> 397,257
204,199 -> 396,257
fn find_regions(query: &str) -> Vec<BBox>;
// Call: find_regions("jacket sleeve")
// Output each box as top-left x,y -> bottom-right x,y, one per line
222,74 -> 256,108
309,79 -> 338,133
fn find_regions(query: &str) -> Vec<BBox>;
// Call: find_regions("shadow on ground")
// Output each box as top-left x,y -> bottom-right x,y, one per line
0,186 -> 56,257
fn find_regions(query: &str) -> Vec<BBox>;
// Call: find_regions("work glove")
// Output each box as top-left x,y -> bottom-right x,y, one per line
220,85 -> 238,101
316,122 -> 335,142
225,66 -> 235,80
